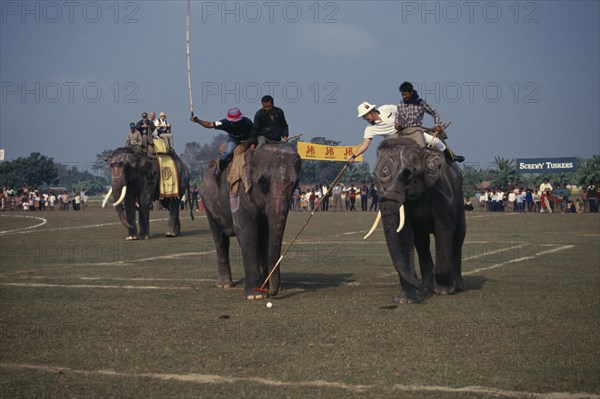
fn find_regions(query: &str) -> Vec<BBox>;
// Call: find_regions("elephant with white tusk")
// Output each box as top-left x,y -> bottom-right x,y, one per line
366,137 -> 466,304
104,147 -> 192,240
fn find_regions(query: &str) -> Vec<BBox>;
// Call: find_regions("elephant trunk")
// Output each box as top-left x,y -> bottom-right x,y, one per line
115,204 -> 133,229
379,199 -> 421,289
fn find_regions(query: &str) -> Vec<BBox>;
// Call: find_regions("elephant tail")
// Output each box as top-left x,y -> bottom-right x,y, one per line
186,182 -> 195,221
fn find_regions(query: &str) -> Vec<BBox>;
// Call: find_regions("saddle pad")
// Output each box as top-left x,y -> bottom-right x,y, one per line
157,153 -> 179,198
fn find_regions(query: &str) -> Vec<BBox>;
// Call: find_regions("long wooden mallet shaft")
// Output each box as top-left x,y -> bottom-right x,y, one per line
255,161 -> 351,293
186,0 -> 194,116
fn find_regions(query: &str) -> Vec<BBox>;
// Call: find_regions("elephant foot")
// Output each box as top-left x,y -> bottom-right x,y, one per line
395,289 -> 421,304
434,273 -> 456,295
165,232 -> 177,238
125,236 -> 139,241
245,289 -> 267,301
216,277 -> 234,289
419,286 -> 434,300
142,236 -> 150,240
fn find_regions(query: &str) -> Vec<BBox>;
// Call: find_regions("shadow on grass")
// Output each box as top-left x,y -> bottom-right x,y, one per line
463,275 -> 489,291
278,272 -> 355,299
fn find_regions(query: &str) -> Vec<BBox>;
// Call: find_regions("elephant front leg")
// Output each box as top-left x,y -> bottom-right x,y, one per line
206,213 -> 233,288
122,201 -> 139,240
414,233 -> 434,299
138,203 -> 151,240
236,224 -> 266,300
266,221 -> 285,297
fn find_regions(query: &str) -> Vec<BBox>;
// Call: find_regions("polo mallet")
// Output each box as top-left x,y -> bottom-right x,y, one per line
287,133 -> 304,142
186,0 -> 194,117
254,161 -> 351,294
427,121 -> 451,148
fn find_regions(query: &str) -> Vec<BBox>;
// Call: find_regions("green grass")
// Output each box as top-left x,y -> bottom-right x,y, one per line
1,208 -> 599,398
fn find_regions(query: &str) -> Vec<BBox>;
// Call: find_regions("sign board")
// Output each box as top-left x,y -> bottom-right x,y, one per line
516,157 -> 577,174
297,141 -> 363,162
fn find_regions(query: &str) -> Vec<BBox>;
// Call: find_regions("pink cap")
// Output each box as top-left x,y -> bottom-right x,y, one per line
226,108 -> 243,122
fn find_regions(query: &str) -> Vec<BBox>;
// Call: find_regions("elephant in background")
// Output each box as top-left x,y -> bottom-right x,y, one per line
200,145 -> 301,300
104,147 -> 192,240
367,137 -> 466,304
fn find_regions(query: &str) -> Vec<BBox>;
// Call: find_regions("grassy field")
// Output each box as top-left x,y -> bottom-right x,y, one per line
1,207 -> 599,398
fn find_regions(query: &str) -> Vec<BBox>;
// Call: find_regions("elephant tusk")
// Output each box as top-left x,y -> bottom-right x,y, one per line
396,204 -> 405,233
113,186 -> 127,207
363,210 -> 382,240
102,187 -> 112,208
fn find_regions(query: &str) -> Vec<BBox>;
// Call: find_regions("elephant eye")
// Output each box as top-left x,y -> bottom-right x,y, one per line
376,158 -> 396,184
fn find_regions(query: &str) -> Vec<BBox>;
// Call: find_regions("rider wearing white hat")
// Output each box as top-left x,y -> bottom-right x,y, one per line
348,102 -> 403,163
348,100 -> 464,164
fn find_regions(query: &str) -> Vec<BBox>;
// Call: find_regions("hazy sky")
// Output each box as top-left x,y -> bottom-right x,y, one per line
1,1 -> 599,172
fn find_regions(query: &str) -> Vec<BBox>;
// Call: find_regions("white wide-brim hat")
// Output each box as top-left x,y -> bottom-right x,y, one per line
357,102 -> 376,117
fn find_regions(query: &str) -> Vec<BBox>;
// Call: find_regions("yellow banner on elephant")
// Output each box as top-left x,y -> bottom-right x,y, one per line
296,141 -> 364,162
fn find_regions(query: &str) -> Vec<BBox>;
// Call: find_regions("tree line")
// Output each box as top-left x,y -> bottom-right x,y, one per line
1,143 -> 599,196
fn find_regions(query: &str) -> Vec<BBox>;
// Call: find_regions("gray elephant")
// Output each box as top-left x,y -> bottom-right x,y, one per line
200,145 -> 301,300
103,147 -> 192,240
365,137 -> 466,304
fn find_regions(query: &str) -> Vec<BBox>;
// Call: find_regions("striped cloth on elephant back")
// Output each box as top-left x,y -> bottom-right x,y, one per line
227,142 -> 251,194
153,138 -> 179,198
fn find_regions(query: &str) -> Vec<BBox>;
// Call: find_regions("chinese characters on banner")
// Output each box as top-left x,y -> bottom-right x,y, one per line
296,141 -> 364,162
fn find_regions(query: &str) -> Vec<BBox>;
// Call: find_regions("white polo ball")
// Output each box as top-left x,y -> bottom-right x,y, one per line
266,302 -> 273,308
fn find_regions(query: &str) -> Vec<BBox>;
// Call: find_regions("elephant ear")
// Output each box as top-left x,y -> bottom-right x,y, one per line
423,149 -> 446,187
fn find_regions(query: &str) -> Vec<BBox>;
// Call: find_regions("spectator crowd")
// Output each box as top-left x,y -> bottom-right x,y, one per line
465,180 -> 600,214
1,186 -> 89,212
4,180 -> 599,215
289,182 -> 379,212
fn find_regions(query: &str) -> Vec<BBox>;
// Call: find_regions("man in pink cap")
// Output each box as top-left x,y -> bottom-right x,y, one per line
191,108 -> 253,178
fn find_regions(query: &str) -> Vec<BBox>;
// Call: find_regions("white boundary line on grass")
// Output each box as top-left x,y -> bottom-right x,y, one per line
0,215 -> 205,236
464,245 -> 575,275
0,363 -> 597,399
0,282 -> 197,290
0,215 -> 47,234
0,243 -> 576,289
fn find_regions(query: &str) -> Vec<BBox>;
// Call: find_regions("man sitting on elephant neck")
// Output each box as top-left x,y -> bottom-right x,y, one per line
191,107 -> 253,179
396,81 -> 464,163
248,95 -> 289,152
125,122 -> 143,152
348,101 -> 463,164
